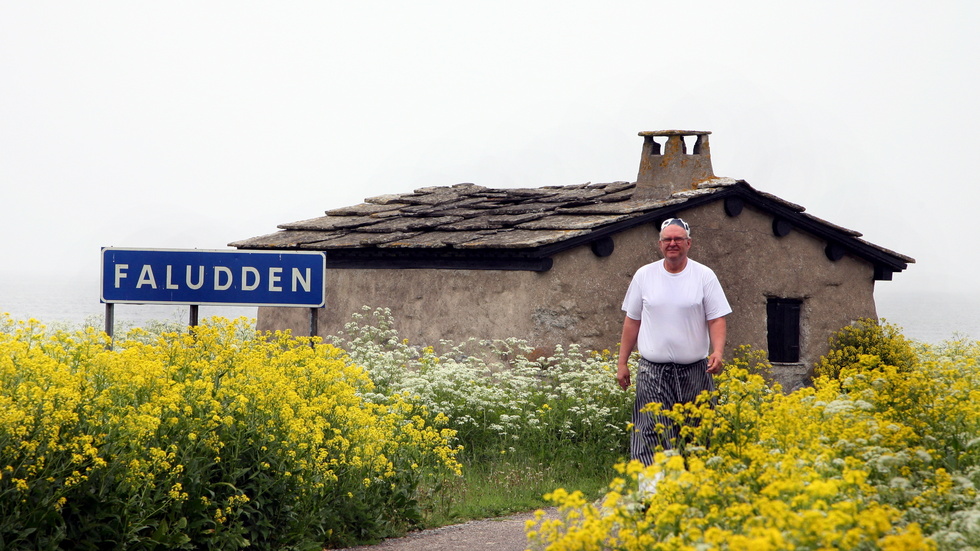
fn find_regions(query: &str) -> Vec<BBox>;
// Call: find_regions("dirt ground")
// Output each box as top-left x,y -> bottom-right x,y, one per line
335,508 -> 557,551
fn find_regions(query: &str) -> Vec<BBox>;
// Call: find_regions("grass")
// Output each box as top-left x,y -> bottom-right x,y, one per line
422,456 -> 617,527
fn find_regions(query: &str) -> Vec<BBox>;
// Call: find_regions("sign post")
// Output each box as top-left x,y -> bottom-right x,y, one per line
101,248 -> 326,343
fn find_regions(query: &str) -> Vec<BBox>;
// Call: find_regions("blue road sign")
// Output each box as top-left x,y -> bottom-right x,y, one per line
101,248 -> 326,307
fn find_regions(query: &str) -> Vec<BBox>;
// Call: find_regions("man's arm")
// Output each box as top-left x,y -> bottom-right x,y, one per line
617,315 -> 641,389
706,316 -> 727,374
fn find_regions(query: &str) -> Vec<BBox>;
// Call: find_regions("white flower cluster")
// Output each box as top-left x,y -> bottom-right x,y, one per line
331,307 -> 633,460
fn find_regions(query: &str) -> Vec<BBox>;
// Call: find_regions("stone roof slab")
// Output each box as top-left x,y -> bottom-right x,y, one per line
515,214 -> 630,230
228,230 -> 341,249
324,203 -> 404,216
376,231 -> 486,248
455,229 -> 592,248
354,215 -> 466,233
300,232 -> 421,248
438,213 -> 548,231
278,215 -> 380,231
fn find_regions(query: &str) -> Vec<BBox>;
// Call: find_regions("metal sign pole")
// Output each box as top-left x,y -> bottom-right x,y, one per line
105,303 -> 114,350
309,307 -> 318,346
189,304 -> 199,327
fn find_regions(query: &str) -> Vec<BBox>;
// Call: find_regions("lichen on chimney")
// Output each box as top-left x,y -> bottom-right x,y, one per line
634,130 -> 715,201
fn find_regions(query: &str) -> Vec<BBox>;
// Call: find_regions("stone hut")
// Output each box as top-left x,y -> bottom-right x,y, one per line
230,130 -> 914,389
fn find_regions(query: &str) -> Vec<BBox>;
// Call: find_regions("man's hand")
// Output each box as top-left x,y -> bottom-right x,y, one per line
616,364 -> 632,390
616,316 -> 641,390
706,352 -> 724,374
706,317 -> 727,375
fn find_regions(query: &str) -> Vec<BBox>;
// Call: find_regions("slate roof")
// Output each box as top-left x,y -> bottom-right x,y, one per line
230,178 -> 914,279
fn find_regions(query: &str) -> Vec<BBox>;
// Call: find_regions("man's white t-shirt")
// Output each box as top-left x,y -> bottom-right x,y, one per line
621,259 -> 732,364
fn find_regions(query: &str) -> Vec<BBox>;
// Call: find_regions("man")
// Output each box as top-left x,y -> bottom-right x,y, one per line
617,217 -> 731,471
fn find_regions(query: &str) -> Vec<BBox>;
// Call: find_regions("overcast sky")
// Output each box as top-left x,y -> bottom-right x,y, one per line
2,1 -> 977,306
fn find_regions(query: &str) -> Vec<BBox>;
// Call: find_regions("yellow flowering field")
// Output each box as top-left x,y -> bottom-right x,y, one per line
9,308 -> 977,550
0,315 -> 460,550
528,332 -> 980,550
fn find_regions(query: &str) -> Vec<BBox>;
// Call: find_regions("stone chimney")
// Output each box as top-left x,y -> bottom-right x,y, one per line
634,130 -> 714,200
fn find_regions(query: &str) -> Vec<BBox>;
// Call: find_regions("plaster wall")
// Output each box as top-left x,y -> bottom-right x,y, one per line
257,237 -> 650,355
258,200 -> 880,390
679,201 -> 878,389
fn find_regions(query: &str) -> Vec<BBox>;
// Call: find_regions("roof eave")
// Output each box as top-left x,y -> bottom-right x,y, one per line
529,183 -> 912,279
232,181 -> 913,278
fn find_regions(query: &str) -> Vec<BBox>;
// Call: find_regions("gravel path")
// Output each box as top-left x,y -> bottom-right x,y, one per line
336,508 -> 557,551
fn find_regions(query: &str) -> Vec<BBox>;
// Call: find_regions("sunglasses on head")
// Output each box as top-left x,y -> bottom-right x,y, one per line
660,218 -> 690,232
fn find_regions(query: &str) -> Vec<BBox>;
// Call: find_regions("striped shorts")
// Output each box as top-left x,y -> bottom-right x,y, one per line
630,357 -> 715,465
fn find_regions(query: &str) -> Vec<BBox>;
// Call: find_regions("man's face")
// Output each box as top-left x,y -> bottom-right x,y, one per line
658,225 -> 691,261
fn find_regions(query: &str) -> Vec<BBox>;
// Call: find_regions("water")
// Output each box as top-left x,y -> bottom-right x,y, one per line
874,289 -> 980,344
0,275 -> 257,330
1,274 -> 978,344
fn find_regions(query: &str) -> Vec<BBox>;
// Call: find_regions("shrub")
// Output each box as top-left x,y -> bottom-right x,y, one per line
814,318 -> 917,380
0,315 -> 460,550
529,338 -> 980,550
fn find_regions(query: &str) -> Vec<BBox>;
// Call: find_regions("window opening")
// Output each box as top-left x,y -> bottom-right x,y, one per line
767,298 -> 802,363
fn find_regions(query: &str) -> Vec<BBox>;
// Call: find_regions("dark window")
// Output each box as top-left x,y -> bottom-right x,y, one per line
767,298 -> 802,363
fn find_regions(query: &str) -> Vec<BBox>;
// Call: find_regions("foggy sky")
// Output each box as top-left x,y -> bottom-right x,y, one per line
2,1 -> 977,303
